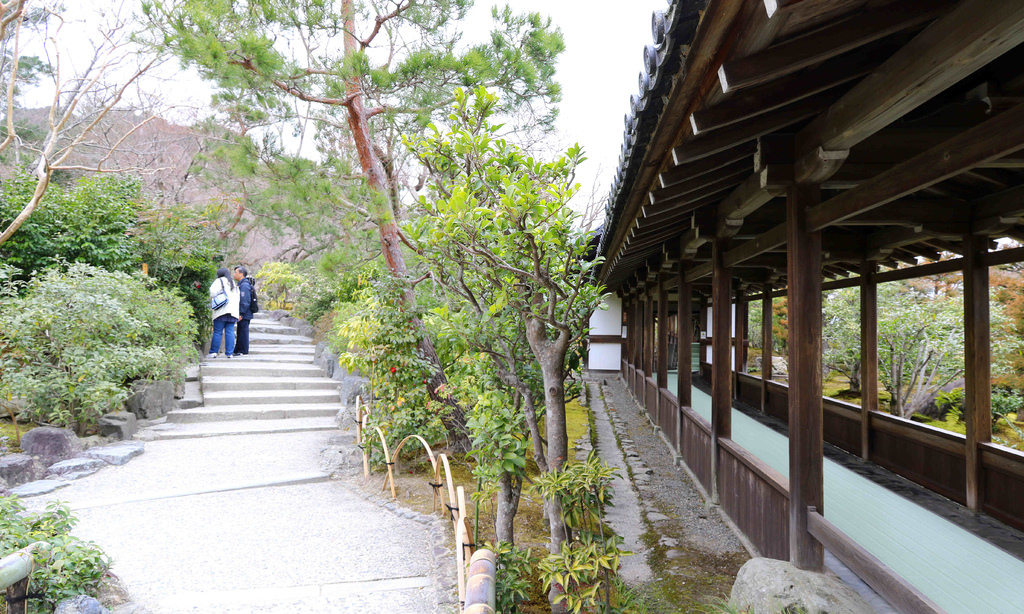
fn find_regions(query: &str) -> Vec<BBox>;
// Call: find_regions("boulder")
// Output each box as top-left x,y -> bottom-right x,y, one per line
20,427 -> 81,466
98,412 -> 138,441
85,441 -> 145,466
55,595 -> 109,614
730,557 -> 873,614
0,453 -> 43,486
0,476 -> 9,495
339,375 -> 370,407
47,457 -> 107,479
125,381 -> 176,420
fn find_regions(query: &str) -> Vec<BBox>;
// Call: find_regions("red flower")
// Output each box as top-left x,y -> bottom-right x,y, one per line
389,366 -> 397,374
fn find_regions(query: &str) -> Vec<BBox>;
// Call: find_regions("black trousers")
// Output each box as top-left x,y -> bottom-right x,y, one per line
235,318 -> 251,355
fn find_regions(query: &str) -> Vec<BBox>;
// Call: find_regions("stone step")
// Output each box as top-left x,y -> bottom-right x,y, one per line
137,417 -> 342,440
167,403 -> 343,423
248,345 -> 315,354
249,332 -> 313,345
249,323 -> 299,335
201,362 -> 326,378
211,353 -> 315,364
203,389 -> 340,407
201,376 -> 340,393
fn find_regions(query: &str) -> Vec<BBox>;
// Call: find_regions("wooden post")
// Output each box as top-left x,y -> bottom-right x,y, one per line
964,232 -> 991,511
787,183 -> 824,571
645,288 -> 655,376
761,283 -> 773,413
859,261 -> 878,460
711,238 -> 733,504
657,273 -> 670,429
677,270 -> 693,408
734,289 -> 748,398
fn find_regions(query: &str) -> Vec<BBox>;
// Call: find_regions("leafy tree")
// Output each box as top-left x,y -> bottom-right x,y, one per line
0,1 -> 162,246
822,287 -> 862,393
0,173 -> 142,279
407,88 -> 604,610
143,0 -> 567,450
878,282 -> 964,418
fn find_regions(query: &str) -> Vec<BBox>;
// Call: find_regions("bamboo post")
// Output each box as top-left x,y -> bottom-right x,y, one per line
455,485 -> 469,608
374,427 -> 397,499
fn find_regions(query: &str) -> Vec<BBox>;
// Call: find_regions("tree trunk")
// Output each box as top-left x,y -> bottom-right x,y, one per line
341,1 -> 468,451
526,318 -> 570,614
495,472 -> 522,544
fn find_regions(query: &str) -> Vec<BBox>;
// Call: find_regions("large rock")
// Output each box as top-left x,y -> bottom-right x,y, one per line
125,380 -> 176,420
84,441 -> 145,466
338,375 -> 370,407
20,427 -> 81,466
730,558 -> 873,614
0,453 -> 43,486
98,412 -> 138,441
47,457 -> 107,479
55,595 -> 109,614
0,476 -> 9,495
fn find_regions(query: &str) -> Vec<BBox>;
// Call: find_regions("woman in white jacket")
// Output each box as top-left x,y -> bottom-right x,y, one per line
208,267 -> 241,359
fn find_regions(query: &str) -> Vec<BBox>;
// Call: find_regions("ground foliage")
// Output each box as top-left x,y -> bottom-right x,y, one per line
0,497 -> 110,614
0,263 -> 197,433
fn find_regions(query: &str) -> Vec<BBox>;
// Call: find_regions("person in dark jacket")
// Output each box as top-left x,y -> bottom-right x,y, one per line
233,265 -> 255,356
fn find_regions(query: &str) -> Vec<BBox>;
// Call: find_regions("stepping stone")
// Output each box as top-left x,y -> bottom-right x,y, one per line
85,441 -> 145,465
11,479 -> 70,497
47,457 -> 106,478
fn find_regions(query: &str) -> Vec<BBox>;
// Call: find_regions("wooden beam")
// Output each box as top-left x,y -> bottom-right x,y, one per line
963,233 -> 991,511
711,237 -> 733,505
719,0 -> 946,93
795,0 -> 1024,170
787,183 -> 824,571
660,142 -> 756,188
716,168 -> 789,236
723,222 -> 788,268
807,103 -> 1024,232
860,261 -> 877,461
673,92 -> 833,166
692,51 -> 877,134
649,162 -> 750,205
685,261 -> 713,284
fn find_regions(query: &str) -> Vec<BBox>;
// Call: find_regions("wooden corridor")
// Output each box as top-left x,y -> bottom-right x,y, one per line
672,377 -> 1024,614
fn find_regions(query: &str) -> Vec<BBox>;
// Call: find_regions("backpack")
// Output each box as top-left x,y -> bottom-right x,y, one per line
248,278 -> 260,313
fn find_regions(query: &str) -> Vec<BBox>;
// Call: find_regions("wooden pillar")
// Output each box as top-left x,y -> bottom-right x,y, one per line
657,275 -> 669,389
734,289 -> 748,398
786,183 -> 824,571
702,294 -> 711,370
657,274 -> 670,428
761,283 -> 773,413
859,262 -> 878,460
644,288 -> 655,377
964,232 -> 991,511
711,238 -> 733,504
677,270 -> 693,408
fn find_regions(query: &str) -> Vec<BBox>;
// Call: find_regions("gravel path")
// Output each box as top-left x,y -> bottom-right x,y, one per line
586,374 -> 749,612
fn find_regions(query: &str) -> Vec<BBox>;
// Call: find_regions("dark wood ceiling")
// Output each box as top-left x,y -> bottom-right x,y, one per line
597,0 -> 1024,296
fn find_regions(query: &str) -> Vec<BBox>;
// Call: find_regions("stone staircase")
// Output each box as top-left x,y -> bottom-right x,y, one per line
150,317 -> 344,439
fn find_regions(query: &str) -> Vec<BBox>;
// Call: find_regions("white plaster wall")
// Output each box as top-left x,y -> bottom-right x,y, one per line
588,343 -> 621,371
590,295 -> 622,335
588,295 -> 623,370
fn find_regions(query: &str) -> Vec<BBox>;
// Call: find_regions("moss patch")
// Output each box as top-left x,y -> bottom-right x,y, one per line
0,419 -> 34,452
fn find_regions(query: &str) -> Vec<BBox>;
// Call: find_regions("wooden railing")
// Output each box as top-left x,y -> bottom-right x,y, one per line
354,398 -> 485,612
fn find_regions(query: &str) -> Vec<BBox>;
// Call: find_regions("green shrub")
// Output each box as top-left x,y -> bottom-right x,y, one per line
0,496 -> 110,614
0,174 -> 142,280
486,541 -> 534,614
992,387 -> 1024,423
935,387 -> 964,423
0,263 -> 197,432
